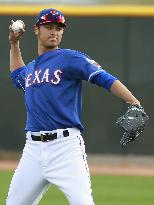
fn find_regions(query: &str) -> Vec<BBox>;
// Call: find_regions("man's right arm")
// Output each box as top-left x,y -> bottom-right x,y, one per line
9,20 -> 25,72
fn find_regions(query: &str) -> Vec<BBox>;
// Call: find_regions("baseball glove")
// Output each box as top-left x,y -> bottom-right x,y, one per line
116,104 -> 149,146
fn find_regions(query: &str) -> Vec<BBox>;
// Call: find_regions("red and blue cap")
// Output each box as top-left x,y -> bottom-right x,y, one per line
35,8 -> 66,27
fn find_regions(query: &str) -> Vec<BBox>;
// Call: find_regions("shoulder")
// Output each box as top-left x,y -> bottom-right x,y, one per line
61,48 -> 90,59
27,60 -> 35,67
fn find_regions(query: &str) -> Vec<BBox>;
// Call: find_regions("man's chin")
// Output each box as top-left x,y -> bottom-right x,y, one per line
46,44 -> 58,49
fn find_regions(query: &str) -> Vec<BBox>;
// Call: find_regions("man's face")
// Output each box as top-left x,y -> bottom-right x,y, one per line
36,23 -> 64,49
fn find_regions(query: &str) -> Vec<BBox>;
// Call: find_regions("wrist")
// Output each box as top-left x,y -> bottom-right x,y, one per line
10,41 -> 20,48
126,101 -> 140,106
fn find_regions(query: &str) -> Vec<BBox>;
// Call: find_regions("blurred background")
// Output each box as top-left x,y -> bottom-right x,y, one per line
0,0 -> 154,161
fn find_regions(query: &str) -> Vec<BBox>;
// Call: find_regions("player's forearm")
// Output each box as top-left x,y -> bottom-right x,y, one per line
110,80 -> 140,105
10,42 -> 25,72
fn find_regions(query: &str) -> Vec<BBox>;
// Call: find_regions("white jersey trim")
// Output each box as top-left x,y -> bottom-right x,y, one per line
88,70 -> 104,82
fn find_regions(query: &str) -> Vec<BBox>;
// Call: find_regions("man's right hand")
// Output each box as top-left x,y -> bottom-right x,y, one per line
9,20 -> 25,44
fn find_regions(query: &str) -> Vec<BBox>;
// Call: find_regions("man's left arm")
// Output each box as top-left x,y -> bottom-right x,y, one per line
90,69 -> 149,146
110,80 -> 140,105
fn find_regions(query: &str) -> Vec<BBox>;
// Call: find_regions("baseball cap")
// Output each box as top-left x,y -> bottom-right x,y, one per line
35,8 -> 66,27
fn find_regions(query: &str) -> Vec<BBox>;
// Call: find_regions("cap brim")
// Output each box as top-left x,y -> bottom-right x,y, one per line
36,21 -> 66,27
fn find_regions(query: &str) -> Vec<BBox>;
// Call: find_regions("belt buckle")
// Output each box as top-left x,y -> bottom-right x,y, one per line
41,133 -> 47,142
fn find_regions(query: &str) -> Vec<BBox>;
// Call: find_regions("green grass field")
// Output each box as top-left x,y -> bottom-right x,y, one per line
1,171 -> 154,205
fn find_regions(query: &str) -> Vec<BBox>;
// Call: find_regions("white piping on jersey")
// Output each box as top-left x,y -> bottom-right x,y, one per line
17,79 -> 25,92
88,70 -> 104,82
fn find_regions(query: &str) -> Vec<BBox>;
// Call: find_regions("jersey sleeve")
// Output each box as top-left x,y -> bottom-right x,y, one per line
10,66 -> 26,91
90,71 -> 118,91
65,54 -> 105,81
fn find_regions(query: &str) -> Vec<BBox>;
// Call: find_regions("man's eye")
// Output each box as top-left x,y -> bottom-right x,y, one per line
57,27 -> 62,31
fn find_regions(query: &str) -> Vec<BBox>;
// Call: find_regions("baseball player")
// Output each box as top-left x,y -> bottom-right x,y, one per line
7,8 -> 140,205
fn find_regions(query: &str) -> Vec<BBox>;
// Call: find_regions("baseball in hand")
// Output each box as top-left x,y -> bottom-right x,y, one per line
11,20 -> 24,32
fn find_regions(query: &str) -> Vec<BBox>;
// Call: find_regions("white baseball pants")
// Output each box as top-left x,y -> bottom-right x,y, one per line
6,128 -> 95,205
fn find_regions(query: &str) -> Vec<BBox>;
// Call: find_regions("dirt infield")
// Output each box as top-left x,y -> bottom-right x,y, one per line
1,154 -> 154,176
0,161 -> 18,171
90,164 -> 154,176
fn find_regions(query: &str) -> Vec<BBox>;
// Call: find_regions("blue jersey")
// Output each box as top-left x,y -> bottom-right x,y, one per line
11,49 -> 117,132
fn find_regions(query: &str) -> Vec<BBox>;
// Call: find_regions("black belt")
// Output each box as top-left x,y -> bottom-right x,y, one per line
31,130 -> 69,142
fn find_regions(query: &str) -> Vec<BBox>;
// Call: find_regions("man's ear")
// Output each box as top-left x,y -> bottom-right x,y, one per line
34,26 -> 39,35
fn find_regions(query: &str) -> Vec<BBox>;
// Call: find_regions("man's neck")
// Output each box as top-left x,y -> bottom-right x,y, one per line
38,46 -> 58,56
